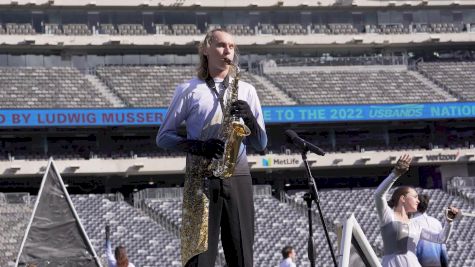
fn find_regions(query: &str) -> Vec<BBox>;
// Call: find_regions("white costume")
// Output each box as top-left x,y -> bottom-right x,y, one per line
374,172 -> 452,267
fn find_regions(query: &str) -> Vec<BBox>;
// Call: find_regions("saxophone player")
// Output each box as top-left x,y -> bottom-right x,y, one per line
156,29 -> 267,267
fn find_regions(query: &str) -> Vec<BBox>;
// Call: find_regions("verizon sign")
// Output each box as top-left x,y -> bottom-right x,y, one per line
426,151 -> 460,161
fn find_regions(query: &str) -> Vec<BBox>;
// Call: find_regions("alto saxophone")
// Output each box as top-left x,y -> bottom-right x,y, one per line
209,60 -> 251,178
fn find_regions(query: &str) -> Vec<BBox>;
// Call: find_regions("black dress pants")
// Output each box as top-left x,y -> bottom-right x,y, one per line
185,174 -> 254,267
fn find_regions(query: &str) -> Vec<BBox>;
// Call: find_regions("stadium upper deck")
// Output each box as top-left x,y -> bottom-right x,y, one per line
0,0 -> 475,52
1,0 -> 475,7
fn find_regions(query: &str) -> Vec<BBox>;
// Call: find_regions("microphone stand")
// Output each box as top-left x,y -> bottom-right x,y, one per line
301,149 -> 337,267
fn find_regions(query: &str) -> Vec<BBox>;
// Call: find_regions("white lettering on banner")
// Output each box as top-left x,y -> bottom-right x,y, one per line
369,105 -> 423,119
263,109 -> 271,121
274,109 -> 284,121
284,110 -> 294,120
430,105 -> 475,117
298,109 -> 326,120
330,108 -> 364,120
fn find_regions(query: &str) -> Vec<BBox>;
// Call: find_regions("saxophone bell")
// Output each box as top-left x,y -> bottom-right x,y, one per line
212,121 -> 250,178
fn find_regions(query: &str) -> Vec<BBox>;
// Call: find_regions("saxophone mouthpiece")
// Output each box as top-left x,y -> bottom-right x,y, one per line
224,58 -> 240,74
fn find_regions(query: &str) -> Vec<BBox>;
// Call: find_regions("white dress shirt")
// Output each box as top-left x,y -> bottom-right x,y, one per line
279,257 -> 296,267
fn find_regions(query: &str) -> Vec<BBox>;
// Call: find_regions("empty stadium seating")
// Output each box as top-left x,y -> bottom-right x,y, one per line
142,198 -> 227,266
70,194 -> 182,267
118,24 -> 147,35
366,24 -> 409,34
225,24 -> 255,35
95,65 -> 295,107
44,23 -> 62,35
4,23 -> 35,35
259,23 -> 279,35
277,24 -> 308,35
0,21 -> 472,36
1,186 -> 474,266
95,65 -> 195,107
63,24 -> 92,36
326,24 -> 358,35
239,72 -> 297,106
448,177 -> 475,206
171,24 -> 201,35
412,23 -> 463,33
273,56 -> 406,66
206,24 -> 222,32
264,67 -> 453,105
285,187 -> 475,267
86,62 -> 472,109
156,24 -> 173,35
417,61 -> 475,101
0,200 -> 30,266
140,186 -> 338,267
0,67 -> 113,108
99,24 -> 118,35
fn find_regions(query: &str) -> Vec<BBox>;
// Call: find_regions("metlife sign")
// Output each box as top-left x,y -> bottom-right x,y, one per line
0,102 -> 475,127
262,157 -> 300,167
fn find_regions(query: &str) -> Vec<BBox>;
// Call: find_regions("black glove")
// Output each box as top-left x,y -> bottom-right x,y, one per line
105,224 -> 110,241
177,138 -> 224,159
230,100 -> 259,135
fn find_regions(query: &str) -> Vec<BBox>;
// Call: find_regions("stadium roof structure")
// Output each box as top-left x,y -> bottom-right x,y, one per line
0,0 -> 475,7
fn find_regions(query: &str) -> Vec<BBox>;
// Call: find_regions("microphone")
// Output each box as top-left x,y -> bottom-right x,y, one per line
284,129 -> 325,156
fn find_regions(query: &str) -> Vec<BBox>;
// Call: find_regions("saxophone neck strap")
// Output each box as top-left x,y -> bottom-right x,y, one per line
205,75 -> 230,111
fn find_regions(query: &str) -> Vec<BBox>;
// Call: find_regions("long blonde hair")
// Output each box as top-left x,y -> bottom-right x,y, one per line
197,28 -> 239,80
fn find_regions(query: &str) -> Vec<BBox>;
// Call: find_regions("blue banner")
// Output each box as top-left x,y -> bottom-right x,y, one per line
0,109 -> 168,127
0,102 -> 474,127
262,102 -> 475,123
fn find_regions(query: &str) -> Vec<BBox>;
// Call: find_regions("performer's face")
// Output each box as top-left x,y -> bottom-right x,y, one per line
289,249 -> 296,261
204,31 -> 235,74
402,188 -> 419,212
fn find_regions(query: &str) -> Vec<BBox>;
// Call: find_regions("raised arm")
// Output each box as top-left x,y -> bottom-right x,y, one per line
104,225 -> 116,266
420,206 -> 459,243
374,154 -> 412,220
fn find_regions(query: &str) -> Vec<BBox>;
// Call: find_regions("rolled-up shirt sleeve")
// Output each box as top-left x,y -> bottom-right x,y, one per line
156,84 -> 188,150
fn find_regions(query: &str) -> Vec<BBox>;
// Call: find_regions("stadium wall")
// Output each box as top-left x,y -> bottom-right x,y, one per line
1,147 -> 472,177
